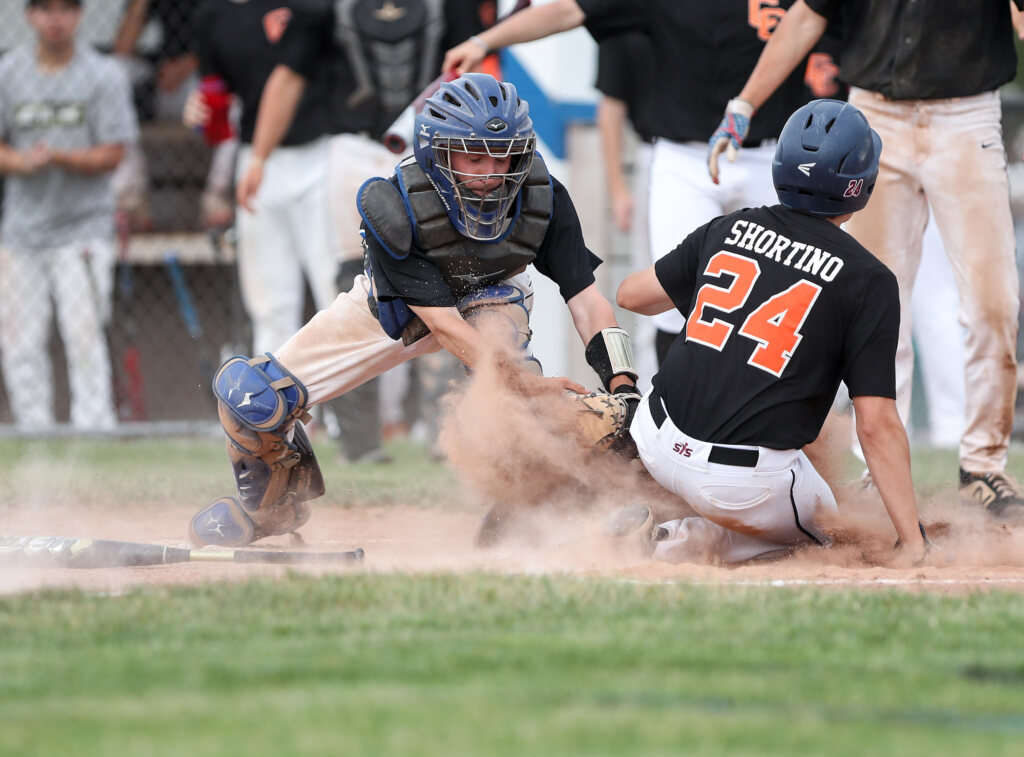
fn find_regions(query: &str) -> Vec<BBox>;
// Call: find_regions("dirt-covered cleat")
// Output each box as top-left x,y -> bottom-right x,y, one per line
604,505 -> 666,556
959,468 -> 1024,521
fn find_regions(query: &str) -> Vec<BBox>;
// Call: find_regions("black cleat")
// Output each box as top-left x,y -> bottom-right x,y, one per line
959,468 -> 1024,521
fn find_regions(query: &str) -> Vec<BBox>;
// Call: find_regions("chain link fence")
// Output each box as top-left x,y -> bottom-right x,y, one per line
0,1 -> 246,431
3,1 -> 1024,441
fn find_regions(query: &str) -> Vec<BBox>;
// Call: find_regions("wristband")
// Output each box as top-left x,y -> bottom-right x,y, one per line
468,35 -> 490,55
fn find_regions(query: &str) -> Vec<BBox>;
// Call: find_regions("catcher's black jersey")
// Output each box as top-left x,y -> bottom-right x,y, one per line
653,205 -> 899,449
370,174 -> 601,308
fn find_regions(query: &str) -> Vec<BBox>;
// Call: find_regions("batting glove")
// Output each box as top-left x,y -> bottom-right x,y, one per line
708,98 -> 755,185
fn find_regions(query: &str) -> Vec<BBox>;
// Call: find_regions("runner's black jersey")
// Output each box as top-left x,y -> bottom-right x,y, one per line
653,205 -> 899,449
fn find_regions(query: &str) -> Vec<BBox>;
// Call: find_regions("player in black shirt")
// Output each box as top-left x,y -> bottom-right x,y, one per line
188,74 -> 641,548
712,0 -> 1024,521
613,99 -> 927,565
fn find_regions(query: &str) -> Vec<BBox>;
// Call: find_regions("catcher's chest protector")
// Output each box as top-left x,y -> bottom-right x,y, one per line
392,157 -> 553,298
333,0 -> 445,118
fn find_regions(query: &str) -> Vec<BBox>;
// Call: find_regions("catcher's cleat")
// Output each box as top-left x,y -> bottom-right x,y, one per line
604,505 -> 667,556
959,469 -> 1024,521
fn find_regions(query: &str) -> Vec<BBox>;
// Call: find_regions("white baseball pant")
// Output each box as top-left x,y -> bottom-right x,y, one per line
276,271 -> 535,407
328,132 -> 404,264
0,239 -> 117,430
235,136 -> 338,355
847,88 -> 1018,472
911,215 -> 966,448
647,138 -> 780,335
631,391 -> 837,564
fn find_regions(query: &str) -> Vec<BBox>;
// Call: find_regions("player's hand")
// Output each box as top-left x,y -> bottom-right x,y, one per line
890,521 -> 934,568
708,98 -> 754,185
442,37 -> 488,75
516,371 -> 588,397
182,89 -> 210,129
610,185 -> 633,233
19,142 -> 52,174
236,157 -> 264,213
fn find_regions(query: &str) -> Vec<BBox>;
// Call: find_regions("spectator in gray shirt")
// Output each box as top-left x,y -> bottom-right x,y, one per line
0,0 -> 139,431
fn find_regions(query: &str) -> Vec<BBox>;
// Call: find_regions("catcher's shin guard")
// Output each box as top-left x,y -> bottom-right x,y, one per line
189,355 -> 324,546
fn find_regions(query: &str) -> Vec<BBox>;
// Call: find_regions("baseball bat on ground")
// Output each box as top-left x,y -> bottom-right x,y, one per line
0,536 -> 364,569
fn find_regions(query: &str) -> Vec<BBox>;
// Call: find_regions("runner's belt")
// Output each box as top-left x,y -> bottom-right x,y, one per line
648,389 -> 760,468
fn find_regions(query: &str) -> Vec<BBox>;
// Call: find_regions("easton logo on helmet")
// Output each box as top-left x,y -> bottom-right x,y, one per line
485,117 -> 507,132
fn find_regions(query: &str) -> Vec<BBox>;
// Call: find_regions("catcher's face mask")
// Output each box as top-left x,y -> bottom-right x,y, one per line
431,136 -> 535,241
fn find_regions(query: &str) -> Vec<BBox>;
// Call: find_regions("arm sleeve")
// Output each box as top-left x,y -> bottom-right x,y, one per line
93,58 -> 140,145
842,266 -> 900,398
595,37 -> 629,99
442,0 -> 485,48
653,226 -> 707,318
578,0 -> 648,43
531,176 -> 602,302
275,4 -> 330,80
803,0 -> 842,19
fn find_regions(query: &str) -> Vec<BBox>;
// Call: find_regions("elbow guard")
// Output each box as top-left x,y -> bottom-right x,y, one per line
585,327 -> 639,391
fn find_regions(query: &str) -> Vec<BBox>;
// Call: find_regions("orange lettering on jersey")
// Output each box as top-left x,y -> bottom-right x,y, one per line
804,52 -> 840,98
748,0 -> 785,42
739,280 -> 822,376
686,252 -> 760,351
263,8 -> 292,44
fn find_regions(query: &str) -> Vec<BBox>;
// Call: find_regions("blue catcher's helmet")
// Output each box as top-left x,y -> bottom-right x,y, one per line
414,73 -> 536,241
772,99 -> 882,216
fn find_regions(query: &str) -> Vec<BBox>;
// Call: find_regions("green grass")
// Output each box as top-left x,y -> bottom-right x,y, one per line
1,439 -> 1023,755
0,436 -> 462,510
1,576 -> 1023,756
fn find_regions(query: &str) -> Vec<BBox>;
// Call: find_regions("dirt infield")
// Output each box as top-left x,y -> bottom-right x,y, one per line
4,365 -> 1023,597
3,493 -> 1024,597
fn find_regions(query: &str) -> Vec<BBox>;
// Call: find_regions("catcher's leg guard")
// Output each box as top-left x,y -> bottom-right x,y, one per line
189,354 -> 325,547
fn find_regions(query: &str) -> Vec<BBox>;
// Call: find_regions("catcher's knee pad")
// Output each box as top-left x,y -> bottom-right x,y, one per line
190,354 -> 324,546
458,284 -> 533,353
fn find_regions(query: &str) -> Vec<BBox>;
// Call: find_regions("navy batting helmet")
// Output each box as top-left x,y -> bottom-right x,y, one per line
772,99 -> 882,216
414,73 -> 536,241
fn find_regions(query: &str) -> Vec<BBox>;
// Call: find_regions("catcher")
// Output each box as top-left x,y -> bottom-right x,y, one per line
188,73 -> 641,547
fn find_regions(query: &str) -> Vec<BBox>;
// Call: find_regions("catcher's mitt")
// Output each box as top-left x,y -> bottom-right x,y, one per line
572,389 -> 639,458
